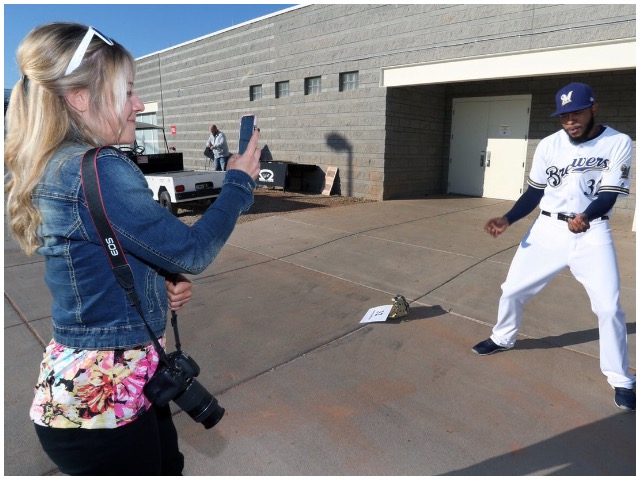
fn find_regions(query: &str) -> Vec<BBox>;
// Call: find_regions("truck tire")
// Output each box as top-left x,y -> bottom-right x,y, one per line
159,190 -> 178,215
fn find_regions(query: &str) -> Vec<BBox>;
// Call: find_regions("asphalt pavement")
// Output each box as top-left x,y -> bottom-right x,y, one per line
4,195 -> 636,476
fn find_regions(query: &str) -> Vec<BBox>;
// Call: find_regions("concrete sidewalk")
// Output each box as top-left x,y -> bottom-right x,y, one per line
4,195 -> 636,475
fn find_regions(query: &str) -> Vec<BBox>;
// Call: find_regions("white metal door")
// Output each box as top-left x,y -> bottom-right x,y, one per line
483,97 -> 531,199
449,95 -> 530,200
448,101 -> 488,197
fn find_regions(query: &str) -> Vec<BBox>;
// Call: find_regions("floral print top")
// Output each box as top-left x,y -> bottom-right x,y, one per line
30,338 -> 163,429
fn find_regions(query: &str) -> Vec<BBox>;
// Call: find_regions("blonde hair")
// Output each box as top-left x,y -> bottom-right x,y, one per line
4,22 -> 136,255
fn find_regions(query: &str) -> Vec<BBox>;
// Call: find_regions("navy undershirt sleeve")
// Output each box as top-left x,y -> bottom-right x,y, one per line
504,186 -> 545,225
583,191 -> 618,221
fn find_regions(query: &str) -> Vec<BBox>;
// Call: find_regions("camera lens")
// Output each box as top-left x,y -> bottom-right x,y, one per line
199,400 -> 225,430
173,378 -> 225,429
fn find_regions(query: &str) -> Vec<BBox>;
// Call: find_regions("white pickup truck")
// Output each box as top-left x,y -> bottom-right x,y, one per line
121,122 -> 225,215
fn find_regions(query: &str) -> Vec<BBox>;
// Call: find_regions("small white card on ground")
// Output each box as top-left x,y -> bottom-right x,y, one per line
359,305 -> 393,323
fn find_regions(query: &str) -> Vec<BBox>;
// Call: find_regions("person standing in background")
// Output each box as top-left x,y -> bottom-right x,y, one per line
205,124 -> 231,171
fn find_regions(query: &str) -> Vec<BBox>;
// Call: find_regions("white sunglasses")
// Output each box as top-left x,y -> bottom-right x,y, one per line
64,26 -> 114,76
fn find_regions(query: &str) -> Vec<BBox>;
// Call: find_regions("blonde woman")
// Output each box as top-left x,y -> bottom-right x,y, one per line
5,22 -> 261,475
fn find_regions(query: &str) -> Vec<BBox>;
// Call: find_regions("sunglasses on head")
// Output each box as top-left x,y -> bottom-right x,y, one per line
64,26 -> 114,76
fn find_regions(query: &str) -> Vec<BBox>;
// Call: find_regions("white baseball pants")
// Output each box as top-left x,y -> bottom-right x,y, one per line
490,214 -> 635,388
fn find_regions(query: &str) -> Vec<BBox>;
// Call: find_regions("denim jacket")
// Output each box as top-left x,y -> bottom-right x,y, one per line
32,143 -> 255,349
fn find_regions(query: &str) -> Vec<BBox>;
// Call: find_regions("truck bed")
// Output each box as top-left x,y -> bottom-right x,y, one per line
133,152 -> 184,174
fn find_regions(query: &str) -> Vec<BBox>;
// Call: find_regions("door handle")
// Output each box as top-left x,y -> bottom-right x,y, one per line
486,151 -> 491,167
480,151 -> 485,167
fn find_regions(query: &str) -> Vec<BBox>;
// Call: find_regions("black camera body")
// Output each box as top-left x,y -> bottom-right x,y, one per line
144,350 -> 225,429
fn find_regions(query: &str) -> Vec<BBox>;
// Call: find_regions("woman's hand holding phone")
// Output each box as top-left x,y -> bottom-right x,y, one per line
226,128 -> 261,181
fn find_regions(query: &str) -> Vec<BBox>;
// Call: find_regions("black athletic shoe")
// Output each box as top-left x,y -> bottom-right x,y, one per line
471,338 -> 511,356
614,387 -> 636,412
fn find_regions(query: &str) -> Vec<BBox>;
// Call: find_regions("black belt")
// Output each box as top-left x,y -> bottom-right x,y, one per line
541,211 -> 609,222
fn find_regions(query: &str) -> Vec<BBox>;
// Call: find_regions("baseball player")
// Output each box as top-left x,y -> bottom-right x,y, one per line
471,82 -> 635,412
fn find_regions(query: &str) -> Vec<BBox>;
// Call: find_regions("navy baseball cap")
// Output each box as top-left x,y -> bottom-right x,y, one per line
550,82 -> 596,117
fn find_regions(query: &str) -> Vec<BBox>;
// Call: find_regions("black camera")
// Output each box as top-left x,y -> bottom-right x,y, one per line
144,350 -> 225,429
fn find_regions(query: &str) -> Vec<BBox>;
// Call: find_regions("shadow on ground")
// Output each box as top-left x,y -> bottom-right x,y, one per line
443,414 -> 635,475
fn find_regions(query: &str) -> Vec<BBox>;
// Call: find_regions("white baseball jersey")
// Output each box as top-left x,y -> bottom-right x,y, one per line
528,126 -> 633,216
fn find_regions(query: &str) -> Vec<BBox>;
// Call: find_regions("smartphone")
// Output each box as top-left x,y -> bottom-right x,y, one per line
238,114 -> 256,155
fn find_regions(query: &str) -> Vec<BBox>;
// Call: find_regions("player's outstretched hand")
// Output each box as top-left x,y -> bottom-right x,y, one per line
568,213 -> 590,234
484,216 -> 510,237
227,129 -> 261,181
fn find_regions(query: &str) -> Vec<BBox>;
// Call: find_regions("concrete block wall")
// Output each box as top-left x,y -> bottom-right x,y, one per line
384,85 -> 448,200
134,4 -> 635,204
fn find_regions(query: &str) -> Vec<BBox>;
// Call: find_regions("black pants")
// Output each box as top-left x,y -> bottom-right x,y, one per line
34,404 -> 184,475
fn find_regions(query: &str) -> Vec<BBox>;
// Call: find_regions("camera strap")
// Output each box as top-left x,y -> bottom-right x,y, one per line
80,147 -> 172,363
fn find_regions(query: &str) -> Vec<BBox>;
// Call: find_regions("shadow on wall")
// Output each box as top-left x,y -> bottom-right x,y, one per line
260,144 -> 273,161
325,132 -> 352,197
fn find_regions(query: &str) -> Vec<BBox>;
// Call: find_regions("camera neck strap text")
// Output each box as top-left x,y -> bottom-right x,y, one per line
80,147 -> 172,363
